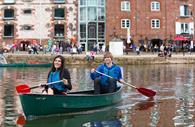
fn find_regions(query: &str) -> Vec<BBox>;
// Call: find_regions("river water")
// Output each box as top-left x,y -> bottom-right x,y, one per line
0,64 -> 195,127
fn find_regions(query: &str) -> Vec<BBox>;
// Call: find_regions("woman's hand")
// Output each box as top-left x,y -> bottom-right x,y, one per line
63,79 -> 68,85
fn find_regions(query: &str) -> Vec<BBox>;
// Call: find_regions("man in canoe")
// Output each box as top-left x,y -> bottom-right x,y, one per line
45,55 -> 72,95
90,52 -> 123,94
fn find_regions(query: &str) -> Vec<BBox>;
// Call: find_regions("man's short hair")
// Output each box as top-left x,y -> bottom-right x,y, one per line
103,52 -> 113,60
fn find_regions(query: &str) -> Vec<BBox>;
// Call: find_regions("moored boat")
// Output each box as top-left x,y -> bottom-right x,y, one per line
0,63 -> 51,67
19,86 -> 123,118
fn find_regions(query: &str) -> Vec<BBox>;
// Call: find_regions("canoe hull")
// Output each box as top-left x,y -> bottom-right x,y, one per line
19,87 -> 122,117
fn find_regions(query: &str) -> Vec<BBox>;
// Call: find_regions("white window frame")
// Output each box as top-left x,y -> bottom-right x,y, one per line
176,22 -> 194,34
4,9 -> 14,20
180,5 -> 189,17
151,1 -> 160,11
4,0 -> 15,3
181,23 -> 189,33
151,19 -> 160,29
121,1 -> 130,11
54,0 -> 65,4
121,19 -> 130,28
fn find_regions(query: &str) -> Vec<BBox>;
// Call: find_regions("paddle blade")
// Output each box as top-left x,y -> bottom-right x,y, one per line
16,115 -> 26,125
16,84 -> 30,94
137,87 -> 156,97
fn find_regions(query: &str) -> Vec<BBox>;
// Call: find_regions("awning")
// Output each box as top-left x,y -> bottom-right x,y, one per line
174,36 -> 188,41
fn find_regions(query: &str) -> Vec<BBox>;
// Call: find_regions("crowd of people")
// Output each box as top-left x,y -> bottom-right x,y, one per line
1,38 -> 195,59
123,39 -> 195,57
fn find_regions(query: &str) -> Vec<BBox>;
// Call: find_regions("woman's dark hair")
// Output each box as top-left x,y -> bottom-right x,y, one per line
47,55 -> 65,80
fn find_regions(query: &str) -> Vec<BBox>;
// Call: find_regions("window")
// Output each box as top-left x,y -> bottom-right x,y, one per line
180,5 -> 189,17
4,9 -> 14,19
97,8 -> 105,21
54,24 -> 64,37
54,0 -> 65,3
80,0 -> 87,6
80,24 -> 86,38
88,7 -> 96,21
181,23 -> 189,33
98,22 -> 105,38
78,0 -> 106,51
21,25 -> 33,30
4,0 -> 15,4
4,24 -> 14,37
98,0 -> 104,6
80,7 -> 87,21
88,22 -> 96,38
23,9 -> 32,14
121,1 -> 130,11
54,8 -> 64,19
121,19 -> 130,28
88,0 -> 97,6
151,1 -> 160,11
151,19 -> 160,29
176,22 -> 194,34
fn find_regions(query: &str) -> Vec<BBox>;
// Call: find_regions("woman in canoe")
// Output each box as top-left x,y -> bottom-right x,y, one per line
45,55 -> 72,95
90,52 -> 123,94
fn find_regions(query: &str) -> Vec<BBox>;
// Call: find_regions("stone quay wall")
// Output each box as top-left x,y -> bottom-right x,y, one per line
3,53 -> 195,65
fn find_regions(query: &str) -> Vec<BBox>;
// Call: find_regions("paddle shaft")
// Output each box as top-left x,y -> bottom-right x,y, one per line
28,80 -> 64,90
95,70 -> 136,89
46,80 -> 64,85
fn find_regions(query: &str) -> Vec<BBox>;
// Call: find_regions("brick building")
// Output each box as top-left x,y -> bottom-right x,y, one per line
107,0 -> 194,49
0,0 -> 194,51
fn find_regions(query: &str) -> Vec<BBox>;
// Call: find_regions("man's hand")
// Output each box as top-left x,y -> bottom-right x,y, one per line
91,68 -> 95,73
119,79 -> 125,84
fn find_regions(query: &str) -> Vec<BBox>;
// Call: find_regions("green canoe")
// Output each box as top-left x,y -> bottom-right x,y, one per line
19,86 -> 123,118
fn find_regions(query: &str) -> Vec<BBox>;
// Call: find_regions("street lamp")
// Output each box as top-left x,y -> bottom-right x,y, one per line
38,1 -> 42,44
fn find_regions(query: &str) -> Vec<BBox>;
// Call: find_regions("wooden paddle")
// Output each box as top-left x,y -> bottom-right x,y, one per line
16,80 -> 64,94
95,70 -> 156,97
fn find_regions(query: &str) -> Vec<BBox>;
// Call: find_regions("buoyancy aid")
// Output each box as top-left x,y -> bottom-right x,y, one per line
48,71 -> 67,92
100,64 -> 119,85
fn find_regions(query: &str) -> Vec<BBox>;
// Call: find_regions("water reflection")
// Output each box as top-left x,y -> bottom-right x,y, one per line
0,68 -> 18,127
21,107 -> 122,127
173,68 -> 195,127
0,64 -> 195,126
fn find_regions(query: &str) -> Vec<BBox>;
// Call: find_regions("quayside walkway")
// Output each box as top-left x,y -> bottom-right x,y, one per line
2,52 -> 195,65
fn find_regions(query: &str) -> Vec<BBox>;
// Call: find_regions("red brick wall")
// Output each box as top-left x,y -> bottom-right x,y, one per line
106,0 -> 135,44
106,0 -> 195,44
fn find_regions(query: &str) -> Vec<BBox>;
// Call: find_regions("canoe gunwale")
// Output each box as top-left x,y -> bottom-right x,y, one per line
21,86 -> 122,97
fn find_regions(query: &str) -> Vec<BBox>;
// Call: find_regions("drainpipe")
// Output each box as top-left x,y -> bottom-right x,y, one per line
39,1 -> 42,44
